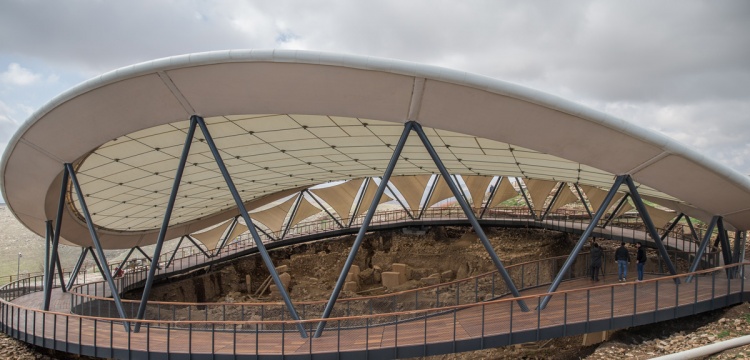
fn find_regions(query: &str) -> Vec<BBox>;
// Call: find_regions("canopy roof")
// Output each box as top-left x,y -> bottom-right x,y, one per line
3,49 -> 750,249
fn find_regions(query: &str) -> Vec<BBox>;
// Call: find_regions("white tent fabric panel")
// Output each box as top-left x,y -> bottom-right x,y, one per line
462,175 -> 494,209
548,184 -> 579,213
250,195 -> 297,234
489,178 -> 519,208
425,176 -> 457,209
353,178 -> 394,218
642,204 -> 677,229
580,185 -> 625,215
288,196 -> 323,229
224,222 -> 248,245
523,179 -> 558,211
389,175 -> 431,211
309,179 -> 365,220
191,219 -> 233,250
614,202 -> 634,219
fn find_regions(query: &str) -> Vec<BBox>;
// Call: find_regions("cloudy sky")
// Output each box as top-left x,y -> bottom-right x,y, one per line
1,1 -> 749,203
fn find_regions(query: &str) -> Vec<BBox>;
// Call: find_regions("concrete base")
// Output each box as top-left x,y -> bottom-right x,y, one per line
582,331 -> 610,346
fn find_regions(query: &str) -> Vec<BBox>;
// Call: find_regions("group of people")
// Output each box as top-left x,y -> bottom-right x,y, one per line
589,241 -> 647,282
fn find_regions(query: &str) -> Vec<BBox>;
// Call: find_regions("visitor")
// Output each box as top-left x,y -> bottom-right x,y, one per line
590,242 -> 602,281
636,242 -> 647,281
615,242 -> 630,282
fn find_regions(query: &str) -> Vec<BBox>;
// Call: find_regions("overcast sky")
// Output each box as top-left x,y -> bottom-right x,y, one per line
1,1 -> 749,203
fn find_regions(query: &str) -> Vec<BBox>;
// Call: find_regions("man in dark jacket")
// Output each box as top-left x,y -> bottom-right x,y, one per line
615,242 -> 630,282
590,242 -> 603,281
636,242 -> 647,281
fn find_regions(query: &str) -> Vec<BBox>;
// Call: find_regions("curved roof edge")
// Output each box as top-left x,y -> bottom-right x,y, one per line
4,49 -> 750,206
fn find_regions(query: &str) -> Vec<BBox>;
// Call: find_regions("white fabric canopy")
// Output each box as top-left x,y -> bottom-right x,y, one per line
548,184 -> 579,213
580,185 -> 625,215
462,175 -> 494,209
425,176 -> 458,208
250,196 -> 297,234
489,178 -> 520,208
191,219 -> 233,250
643,204 -> 677,229
309,179 -> 365,221
389,175 -> 431,211
288,196 -> 323,229
523,179 -> 558,211
353,178 -> 393,218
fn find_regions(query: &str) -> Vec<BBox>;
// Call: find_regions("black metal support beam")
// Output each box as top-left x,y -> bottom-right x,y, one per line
574,183 -> 593,218
214,216 -> 238,255
42,221 -> 52,308
541,182 -> 565,221
717,218 -> 733,268
660,213 -> 685,242
113,247 -> 137,277
165,236 -> 186,269
65,247 -> 89,292
479,176 -> 502,219
539,175 -> 626,310
44,167 -> 69,310
314,122 -> 414,338
685,215 -> 700,242
195,116 -> 307,337
453,175 -> 470,210
134,246 -> 154,264
686,216 -> 719,282
305,189 -> 345,228
386,182 -> 415,220
602,194 -> 629,229
66,163 -> 130,330
413,122 -> 529,312
516,177 -> 536,220
418,175 -> 439,219
282,195 -> 304,240
133,116 -> 197,333
625,176 -> 679,282
186,235 -> 212,259
348,178 -> 370,228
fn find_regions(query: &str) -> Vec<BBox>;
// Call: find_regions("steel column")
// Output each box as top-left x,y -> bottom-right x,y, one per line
624,175 -> 679,281
165,236 -> 186,269
214,216 -> 238,255
541,182 -> 565,221
386,182 -> 415,220
133,116 -> 197,332
685,215 -> 700,242
573,183 -> 593,218
305,189 -> 344,228
686,216 -> 719,282
516,177 -> 536,219
717,218 -> 733,268
453,175 -> 471,210
186,235 -> 212,259
113,247 -> 137,277
348,179 -> 370,227
412,121 -> 528,311
195,116 -> 307,337
601,194 -> 629,228
66,248 -> 89,292
733,230 -> 743,264
66,163 -> 130,330
134,246 -> 154,263
660,213 -> 685,242
44,168 -> 69,309
539,175 -> 626,310
42,221 -> 52,309
282,195 -> 304,240
314,121 -> 414,338
45,221 -> 66,292
87,247 -> 106,280
479,177 -> 502,219
418,175 -> 439,219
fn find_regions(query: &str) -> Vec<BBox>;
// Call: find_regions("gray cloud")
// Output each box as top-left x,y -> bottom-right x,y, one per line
0,0 -> 749,175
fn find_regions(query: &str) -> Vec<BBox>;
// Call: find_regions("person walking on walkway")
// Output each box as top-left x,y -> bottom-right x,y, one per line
590,242 -> 603,281
636,242 -> 647,281
615,242 -> 630,282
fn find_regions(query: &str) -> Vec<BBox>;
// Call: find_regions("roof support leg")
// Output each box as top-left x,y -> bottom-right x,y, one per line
684,215 -> 700,242
195,115 -> 307,338
574,183 -> 593,218
538,175 -> 626,310
314,121 -> 414,338
386,182 -> 415,220
624,175 -> 679,282
686,216 -> 719,282
541,182 -> 565,221
113,247 -> 137,277
133,115 -> 197,332
305,189 -> 345,228
717,218 -> 733,275
516,177 -> 536,220
601,194 -> 629,229
66,163 -> 131,331
164,236 -> 185,269
348,178 -> 370,227
44,167 -> 69,309
134,246 -> 154,264
282,194 -> 304,239
65,247 -> 89,292
660,213 -> 684,241
186,235 -> 213,259
214,216 -> 238,255
413,121 -> 528,311
42,221 -> 52,309
732,230 -> 743,278
418,175 -> 438,219
479,176 -> 502,219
